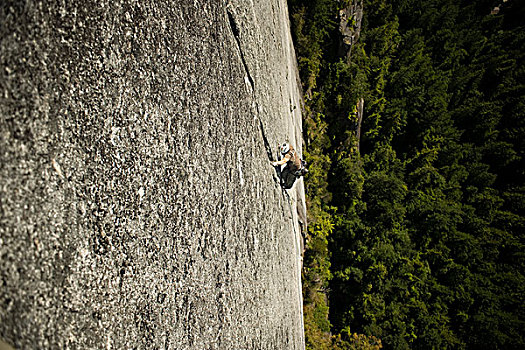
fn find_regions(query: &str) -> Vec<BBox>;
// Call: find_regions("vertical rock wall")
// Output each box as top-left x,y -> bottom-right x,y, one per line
0,0 -> 305,348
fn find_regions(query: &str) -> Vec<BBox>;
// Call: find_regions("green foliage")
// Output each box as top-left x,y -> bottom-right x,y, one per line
289,0 -> 340,94
291,0 -> 524,349
333,331 -> 383,350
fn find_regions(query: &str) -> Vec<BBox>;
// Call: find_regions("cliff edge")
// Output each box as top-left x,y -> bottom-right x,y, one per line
0,0 -> 305,348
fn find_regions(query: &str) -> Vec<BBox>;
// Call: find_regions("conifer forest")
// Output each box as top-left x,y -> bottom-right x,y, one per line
288,0 -> 524,349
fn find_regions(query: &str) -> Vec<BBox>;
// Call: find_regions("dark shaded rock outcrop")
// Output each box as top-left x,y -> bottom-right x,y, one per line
338,0 -> 363,61
0,0 -> 305,348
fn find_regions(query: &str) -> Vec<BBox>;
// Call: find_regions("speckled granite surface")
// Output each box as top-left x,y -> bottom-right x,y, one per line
0,0 -> 305,348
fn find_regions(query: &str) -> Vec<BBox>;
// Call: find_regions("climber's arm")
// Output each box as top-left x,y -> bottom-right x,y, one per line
271,153 -> 291,167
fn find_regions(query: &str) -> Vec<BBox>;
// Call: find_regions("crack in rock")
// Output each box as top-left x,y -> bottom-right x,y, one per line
227,9 -> 255,92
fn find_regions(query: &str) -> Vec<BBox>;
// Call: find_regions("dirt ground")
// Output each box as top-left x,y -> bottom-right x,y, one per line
0,0 -> 305,348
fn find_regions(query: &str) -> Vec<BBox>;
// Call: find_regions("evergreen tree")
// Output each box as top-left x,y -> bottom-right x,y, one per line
289,0 -> 525,348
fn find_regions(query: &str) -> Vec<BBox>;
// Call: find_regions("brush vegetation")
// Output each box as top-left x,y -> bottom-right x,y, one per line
289,0 -> 525,349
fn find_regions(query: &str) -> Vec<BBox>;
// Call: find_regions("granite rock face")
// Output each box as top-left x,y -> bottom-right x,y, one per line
0,0 -> 305,348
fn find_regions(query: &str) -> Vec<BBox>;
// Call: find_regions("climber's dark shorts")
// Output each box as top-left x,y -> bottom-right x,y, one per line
280,166 -> 297,189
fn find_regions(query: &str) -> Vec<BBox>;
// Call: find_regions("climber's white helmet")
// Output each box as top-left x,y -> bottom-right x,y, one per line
280,143 -> 290,154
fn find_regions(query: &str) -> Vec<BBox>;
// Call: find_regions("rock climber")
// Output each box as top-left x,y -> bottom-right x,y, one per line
271,143 -> 308,188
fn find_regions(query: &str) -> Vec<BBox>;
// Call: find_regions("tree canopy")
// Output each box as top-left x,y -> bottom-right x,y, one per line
289,0 -> 524,349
